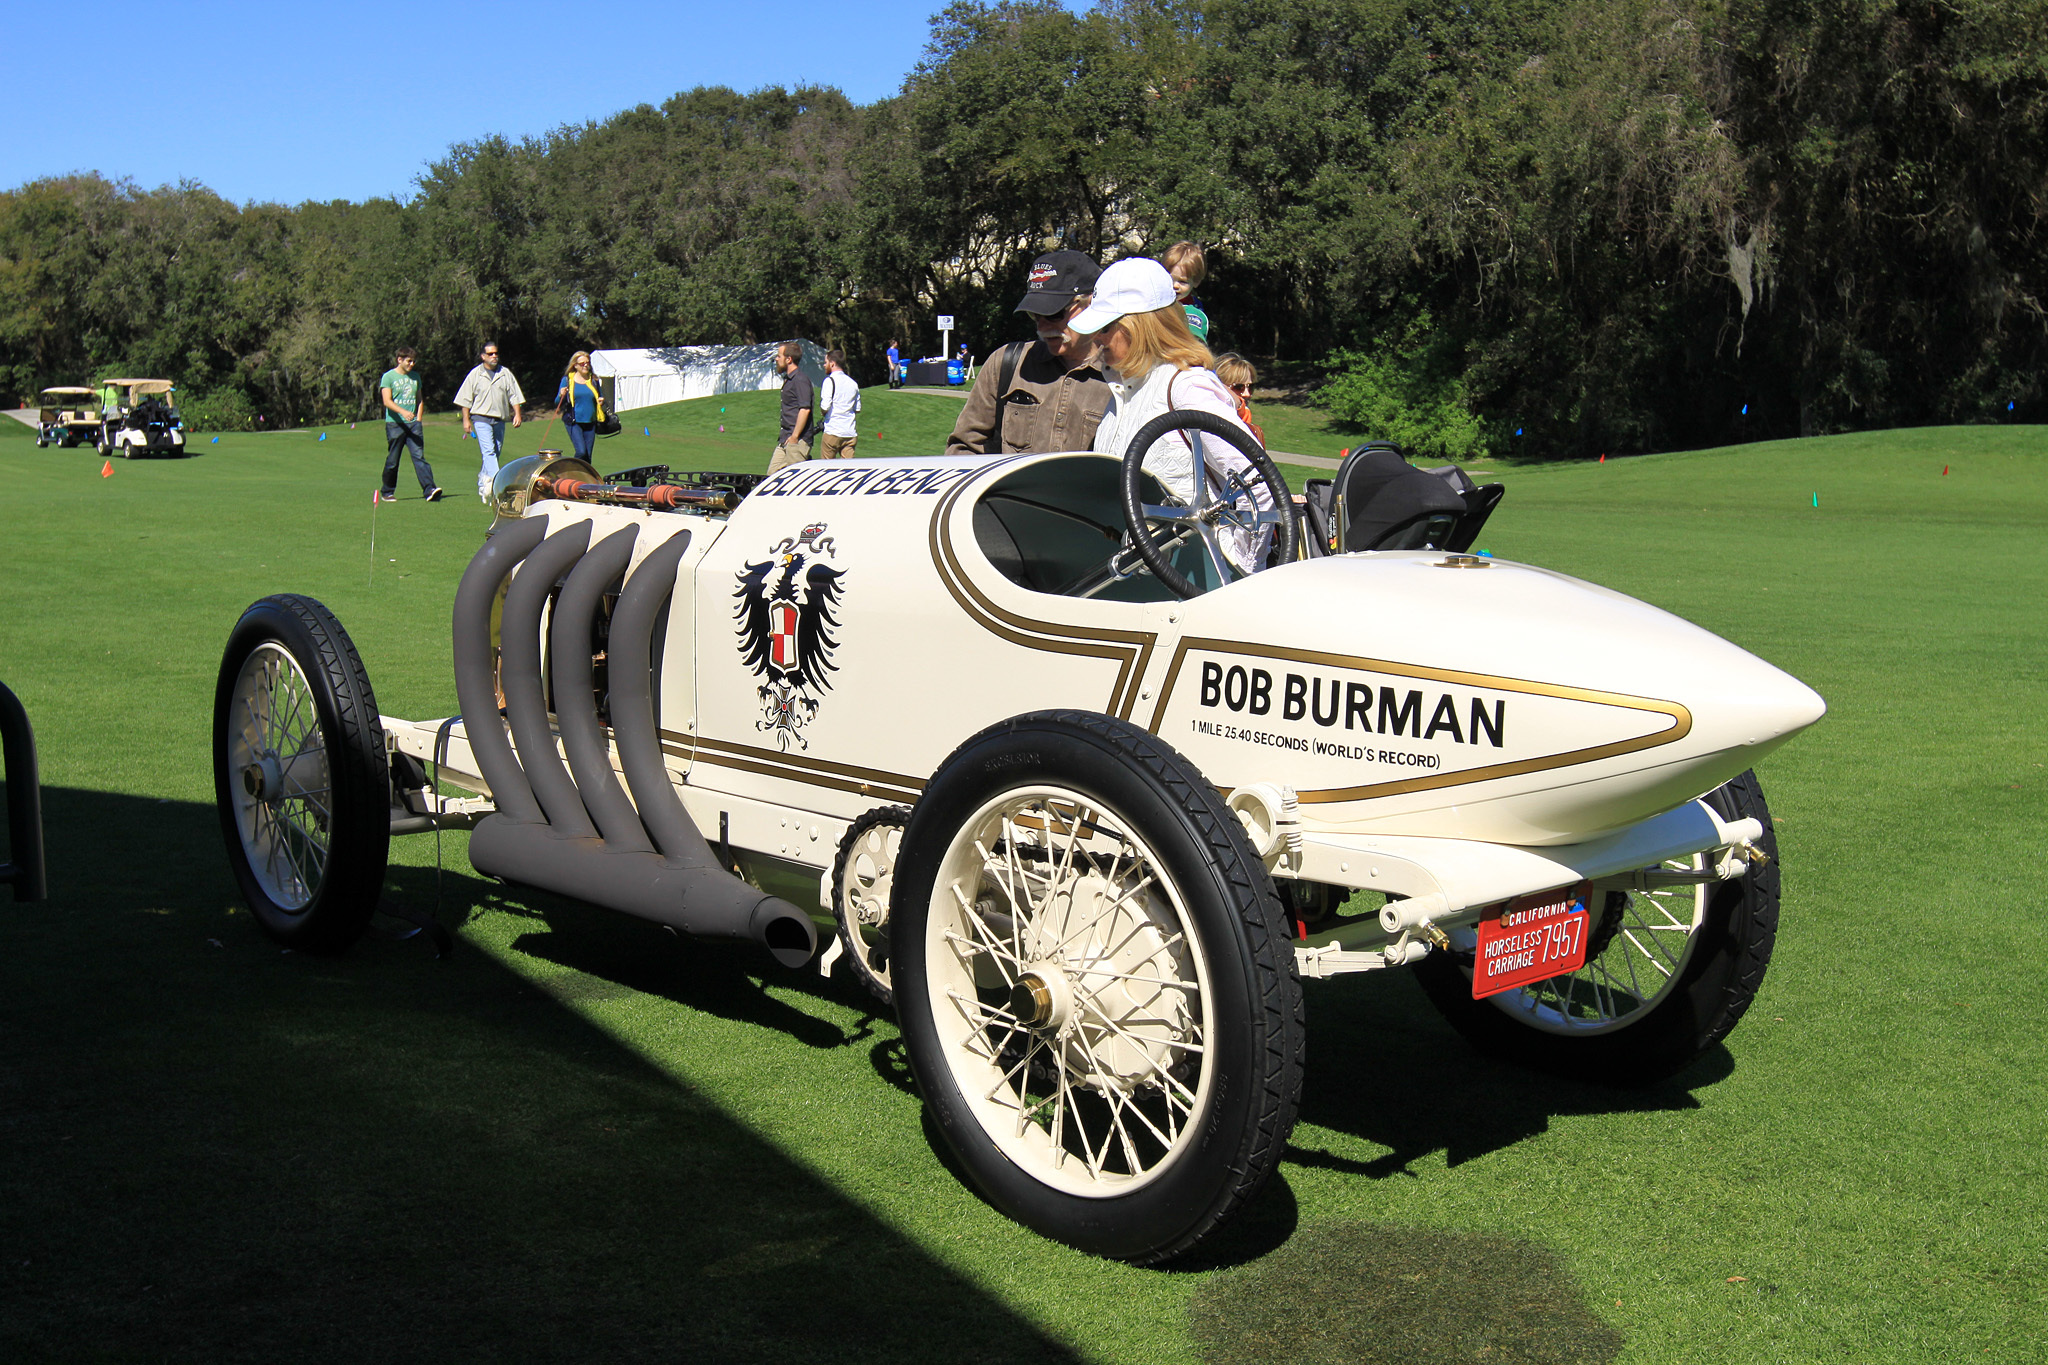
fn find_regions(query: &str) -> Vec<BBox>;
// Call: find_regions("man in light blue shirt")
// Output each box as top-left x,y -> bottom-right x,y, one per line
454,341 -> 525,503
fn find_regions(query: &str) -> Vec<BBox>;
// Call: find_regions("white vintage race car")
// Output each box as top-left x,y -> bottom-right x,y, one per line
211,417 -> 1824,1265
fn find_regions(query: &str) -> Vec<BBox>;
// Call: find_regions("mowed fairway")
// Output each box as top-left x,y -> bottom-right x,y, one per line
0,404 -> 2041,1364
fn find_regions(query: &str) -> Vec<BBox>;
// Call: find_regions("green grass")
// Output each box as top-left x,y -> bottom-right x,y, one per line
1,409 -> 2043,1362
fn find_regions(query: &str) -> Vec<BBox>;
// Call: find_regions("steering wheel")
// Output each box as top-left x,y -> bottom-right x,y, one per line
1116,408 -> 1297,599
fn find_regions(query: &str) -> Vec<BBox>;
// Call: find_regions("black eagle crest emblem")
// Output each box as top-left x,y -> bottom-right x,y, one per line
733,533 -> 846,750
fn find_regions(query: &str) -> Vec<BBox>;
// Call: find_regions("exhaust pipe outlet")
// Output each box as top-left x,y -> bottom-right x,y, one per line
466,821 -> 816,968
458,513 -> 817,968
500,521 -> 597,837
451,515 -> 550,825
551,523 -> 652,852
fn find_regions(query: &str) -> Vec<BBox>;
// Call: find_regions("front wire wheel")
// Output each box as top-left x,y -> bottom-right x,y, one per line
1413,770 -> 1780,1084
929,786 -> 1214,1196
213,594 -> 390,953
895,711 -> 1302,1264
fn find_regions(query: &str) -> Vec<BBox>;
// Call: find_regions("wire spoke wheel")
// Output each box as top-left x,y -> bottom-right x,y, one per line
227,643 -> 335,911
928,786 -> 1213,1196
832,806 -> 908,1005
1486,872 -> 1707,1036
1413,770 -> 1781,1084
894,711 -> 1301,1264
212,595 -> 389,953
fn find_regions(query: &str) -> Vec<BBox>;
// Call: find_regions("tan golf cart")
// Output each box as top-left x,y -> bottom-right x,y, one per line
35,387 -> 102,449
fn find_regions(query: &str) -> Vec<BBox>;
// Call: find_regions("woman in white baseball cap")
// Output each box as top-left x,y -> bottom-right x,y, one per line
1069,256 -> 1275,575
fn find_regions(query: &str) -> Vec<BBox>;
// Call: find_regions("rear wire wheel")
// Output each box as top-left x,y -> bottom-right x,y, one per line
213,594 -> 390,953
893,711 -> 1303,1264
1413,770 -> 1780,1084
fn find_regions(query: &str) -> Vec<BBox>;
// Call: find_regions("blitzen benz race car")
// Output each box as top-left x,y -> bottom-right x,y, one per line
211,415 -> 1824,1265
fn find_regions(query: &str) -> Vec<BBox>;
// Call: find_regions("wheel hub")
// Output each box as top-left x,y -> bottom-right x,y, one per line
241,753 -> 283,803
1010,965 -> 1077,1034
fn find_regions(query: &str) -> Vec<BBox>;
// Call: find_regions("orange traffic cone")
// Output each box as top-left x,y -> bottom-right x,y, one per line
101,460 -> 112,478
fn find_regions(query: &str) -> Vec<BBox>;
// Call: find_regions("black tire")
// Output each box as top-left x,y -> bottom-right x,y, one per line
832,805 -> 909,1006
1117,408 -> 1298,599
212,594 -> 390,953
1413,770 -> 1780,1085
893,710 -> 1304,1264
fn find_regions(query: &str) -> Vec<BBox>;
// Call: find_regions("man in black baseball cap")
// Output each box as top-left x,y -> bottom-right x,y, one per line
946,248 -> 1113,457
1015,248 -> 1100,314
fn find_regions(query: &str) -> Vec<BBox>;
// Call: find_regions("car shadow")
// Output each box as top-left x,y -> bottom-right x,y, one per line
1,788 -> 1085,1364
1289,971 -> 1732,1177
472,874 -> 893,1051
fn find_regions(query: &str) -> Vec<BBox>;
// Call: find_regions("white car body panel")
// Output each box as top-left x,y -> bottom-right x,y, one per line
385,448 -> 1823,917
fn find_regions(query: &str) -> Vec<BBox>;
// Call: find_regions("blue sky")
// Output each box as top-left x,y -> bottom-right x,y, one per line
2,1 -> 958,207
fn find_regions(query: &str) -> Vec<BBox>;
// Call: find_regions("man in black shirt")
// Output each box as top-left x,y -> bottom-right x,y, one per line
767,341 -> 815,475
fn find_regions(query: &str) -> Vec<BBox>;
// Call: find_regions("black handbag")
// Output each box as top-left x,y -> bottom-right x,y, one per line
594,409 -> 621,437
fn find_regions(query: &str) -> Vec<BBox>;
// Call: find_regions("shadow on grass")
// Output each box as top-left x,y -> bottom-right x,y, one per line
492,872 -> 1311,1272
0,789 -> 1082,1364
1187,1221 -> 1624,1365
497,888 -> 887,1054
1290,972 -> 1731,1178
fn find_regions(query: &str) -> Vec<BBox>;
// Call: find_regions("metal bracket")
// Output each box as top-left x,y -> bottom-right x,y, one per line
1294,926 -> 1437,979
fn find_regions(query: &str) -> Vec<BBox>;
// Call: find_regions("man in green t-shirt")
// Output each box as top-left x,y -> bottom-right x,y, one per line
378,348 -> 442,502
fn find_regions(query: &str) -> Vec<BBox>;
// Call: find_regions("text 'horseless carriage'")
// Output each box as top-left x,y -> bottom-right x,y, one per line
213,417 -> 1824,1264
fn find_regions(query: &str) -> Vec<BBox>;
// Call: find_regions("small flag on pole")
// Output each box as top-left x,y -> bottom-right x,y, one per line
101,460 -> 112,478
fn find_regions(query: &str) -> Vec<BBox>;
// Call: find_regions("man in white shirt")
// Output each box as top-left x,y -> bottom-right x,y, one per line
452,341 -> 525,502
817,349 -> 860,459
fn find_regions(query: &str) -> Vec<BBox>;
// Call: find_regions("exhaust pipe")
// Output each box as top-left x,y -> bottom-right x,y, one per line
457,513 -> 817,969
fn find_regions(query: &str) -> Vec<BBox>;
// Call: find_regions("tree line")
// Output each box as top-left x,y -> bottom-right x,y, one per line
2,0 -> 2041,458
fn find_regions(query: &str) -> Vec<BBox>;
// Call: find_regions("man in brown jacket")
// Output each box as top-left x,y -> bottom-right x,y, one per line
946,250 -> 1112,457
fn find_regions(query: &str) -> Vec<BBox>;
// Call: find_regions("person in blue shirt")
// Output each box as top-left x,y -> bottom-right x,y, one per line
555,351 -> 604,457
886,339 -> 902,389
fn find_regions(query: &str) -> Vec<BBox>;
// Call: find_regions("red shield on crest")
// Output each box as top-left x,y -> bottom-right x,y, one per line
769,601 -> 799,671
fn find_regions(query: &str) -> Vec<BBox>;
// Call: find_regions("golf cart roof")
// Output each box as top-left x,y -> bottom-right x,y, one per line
40,386 -> 96,397
103,378 -> 175,392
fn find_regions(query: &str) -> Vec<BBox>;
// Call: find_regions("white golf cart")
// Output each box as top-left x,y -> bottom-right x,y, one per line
211,417 -> 1823,1264
97,378 -> 187,457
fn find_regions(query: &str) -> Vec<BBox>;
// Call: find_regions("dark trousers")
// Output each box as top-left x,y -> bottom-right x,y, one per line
383,422 -> 434,494
563,420 -> 596,458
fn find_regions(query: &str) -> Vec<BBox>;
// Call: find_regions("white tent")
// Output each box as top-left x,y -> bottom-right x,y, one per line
589,342 -> 827,413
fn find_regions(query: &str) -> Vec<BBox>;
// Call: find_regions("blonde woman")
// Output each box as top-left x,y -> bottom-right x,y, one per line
1213,352 -> 1266,447
1071,257 -> 1274,573
555,351 -> 605,458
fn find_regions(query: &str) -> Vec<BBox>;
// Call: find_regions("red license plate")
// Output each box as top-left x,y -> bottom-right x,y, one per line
1471,884 -> 1592,999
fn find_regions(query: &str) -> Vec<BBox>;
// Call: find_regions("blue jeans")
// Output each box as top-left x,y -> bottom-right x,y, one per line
564,420 -> 595,458
382,421 -> 434,495
472,416 -> 505,499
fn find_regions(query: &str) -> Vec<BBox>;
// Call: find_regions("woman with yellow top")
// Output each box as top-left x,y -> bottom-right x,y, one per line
555,352 -> 605,458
